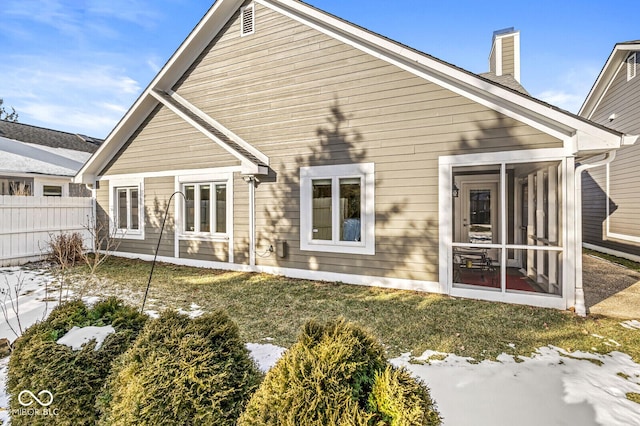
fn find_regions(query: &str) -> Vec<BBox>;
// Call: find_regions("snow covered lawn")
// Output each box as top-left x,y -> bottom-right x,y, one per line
2,266 -> 640,425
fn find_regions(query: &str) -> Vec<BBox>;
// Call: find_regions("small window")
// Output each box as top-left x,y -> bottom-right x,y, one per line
300,163 -> 375,255
628,52 -> 637,81
241,4 -> 254,36
109,178 -> 144,239
182,182 -> 227,235
116,187 -> 140,232
43,185 -> 63,197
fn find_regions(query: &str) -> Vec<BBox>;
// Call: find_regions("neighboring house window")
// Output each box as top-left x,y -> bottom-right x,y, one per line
43,185 -> 63,197
9,181 -> 31,196
241,4 -> 255,36
182,182 -> 227,234
109,178 -> 144,240
300,163 -> 375,255
628,52 -> 637,81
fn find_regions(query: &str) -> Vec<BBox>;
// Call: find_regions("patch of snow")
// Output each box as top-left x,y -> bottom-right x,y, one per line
56,326 -> 115,351
391,346 -> 640,426
246,343 -> 287,373
621,320 -> 640,330
144,310 -> 159,319
81,296 -> 101,307
177,303 -> 204,318
1,268 -> 61,343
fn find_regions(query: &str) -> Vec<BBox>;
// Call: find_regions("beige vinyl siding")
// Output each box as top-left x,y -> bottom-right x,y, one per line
489,46 -> 497,75
590,53 -> 640,135
233,174 -> 250,264
100,105 -> 240,176
582,51 -> 640,254
501,36 -> 515,76
160,3 -> 562,280
608,143 -> 640,237
179,240 -> 228,262
95,177 -> 174,257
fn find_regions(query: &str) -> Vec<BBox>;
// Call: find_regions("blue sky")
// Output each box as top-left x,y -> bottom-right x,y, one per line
1,0 -> 638,138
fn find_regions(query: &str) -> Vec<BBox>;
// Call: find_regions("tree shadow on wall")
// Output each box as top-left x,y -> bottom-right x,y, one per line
260,101 -> 438,281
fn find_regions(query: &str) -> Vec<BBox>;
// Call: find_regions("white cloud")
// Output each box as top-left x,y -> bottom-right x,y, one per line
533,65 -> 600,114
2,56 -> 142,137
536,90 -> 585,113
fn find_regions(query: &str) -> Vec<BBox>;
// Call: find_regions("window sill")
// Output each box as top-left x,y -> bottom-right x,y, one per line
178,233 -> 229,243
114,230 -> 145,240
300,240 -> 374,255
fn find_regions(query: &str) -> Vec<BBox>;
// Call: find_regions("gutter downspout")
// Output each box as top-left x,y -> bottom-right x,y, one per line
573,150 -> 616,316
246,176 -> 256,267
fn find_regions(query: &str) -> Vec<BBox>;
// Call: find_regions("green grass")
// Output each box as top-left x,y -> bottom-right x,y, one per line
67,257 -> 640,363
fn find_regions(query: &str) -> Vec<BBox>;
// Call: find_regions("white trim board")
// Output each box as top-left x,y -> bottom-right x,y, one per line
100,166 -> 242,182
583,243 -> 640,263
107,250 -> 444,294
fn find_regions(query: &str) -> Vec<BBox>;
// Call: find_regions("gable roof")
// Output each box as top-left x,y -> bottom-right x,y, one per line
76,0 -> 635,184
579,40 -> 640,119
0,136 -> 92,177
0,121 -> 101,154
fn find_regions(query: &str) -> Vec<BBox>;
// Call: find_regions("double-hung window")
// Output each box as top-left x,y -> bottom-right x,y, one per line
109,178 -> 144,240
300,163 -> 375,255
182,182 -> 227,236
116,187 -> 139,231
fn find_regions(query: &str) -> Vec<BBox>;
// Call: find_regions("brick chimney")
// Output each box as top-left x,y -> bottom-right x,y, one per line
489,27 -> 521,83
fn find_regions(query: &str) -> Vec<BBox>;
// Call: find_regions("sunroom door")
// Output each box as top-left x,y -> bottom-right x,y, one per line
459,181 -> 499,244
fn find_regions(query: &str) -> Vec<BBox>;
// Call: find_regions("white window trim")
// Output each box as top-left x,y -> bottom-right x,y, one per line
108,178 -> 144,240
300,163 -> 375,255
240,3 -> 255,37
627,52 -> 637,81
33,177 -> 69,197
176,173 -> 233,242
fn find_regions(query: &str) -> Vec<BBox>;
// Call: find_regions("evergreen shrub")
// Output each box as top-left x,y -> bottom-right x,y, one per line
238,318 -> 442,426
7,298 -> 147,426
98,309 -> 262,426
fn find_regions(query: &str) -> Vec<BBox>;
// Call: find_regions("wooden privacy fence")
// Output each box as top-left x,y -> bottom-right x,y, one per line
0,195 -> 94,267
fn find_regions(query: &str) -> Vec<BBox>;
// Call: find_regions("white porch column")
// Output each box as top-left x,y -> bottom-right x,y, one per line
527,173 -> 535,277
536,170 -> 545,282
548,165 -> 558,293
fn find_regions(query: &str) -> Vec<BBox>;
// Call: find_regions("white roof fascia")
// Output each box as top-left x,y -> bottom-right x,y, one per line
149,89 -> 262,172
0,171 -> 73,179
259,0 -> 623,149
579,43 -> 640,118
167,90 -> 269,166
75,0 -> 244,184
579,49 -> 626,119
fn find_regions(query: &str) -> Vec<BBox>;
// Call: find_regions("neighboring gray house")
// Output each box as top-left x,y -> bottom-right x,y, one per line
579,41 -> 640,262
75,0 -> 636,313
0,121 -> 101,197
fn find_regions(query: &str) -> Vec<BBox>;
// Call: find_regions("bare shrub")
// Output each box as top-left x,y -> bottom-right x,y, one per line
80,215 -> 121,275
48,232 -> 84,267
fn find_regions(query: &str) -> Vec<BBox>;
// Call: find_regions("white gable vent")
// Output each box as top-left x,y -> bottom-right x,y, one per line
241,4 -> 254,36
628,52 -> 637,81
